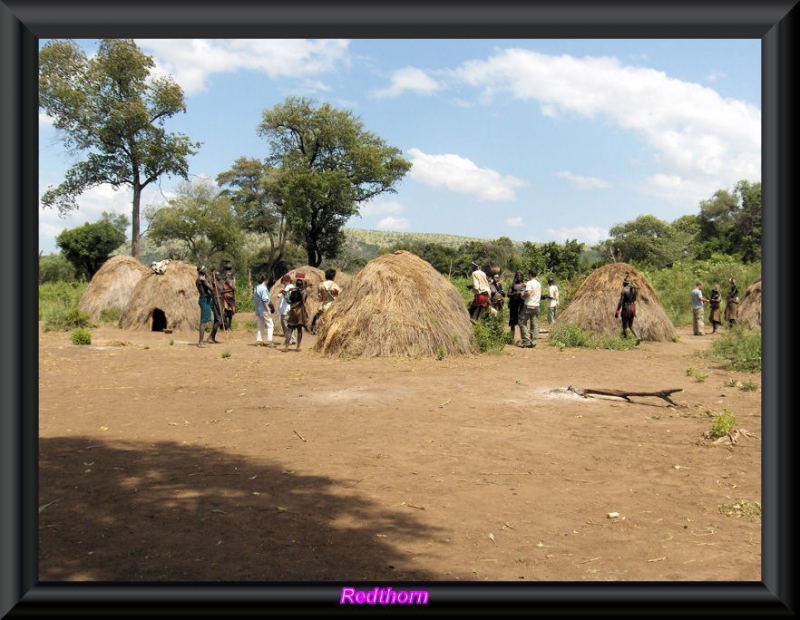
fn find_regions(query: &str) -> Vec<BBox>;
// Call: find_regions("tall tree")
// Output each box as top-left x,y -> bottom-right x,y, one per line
257,97 -> 412,266
55,215 -> 127,280
39,39 -> 200,259
216,157 -> 289,281
146,178 -> 243,266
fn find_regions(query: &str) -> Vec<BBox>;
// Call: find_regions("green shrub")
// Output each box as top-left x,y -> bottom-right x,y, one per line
705,326 -> 761,373
548,323 -> 597,349
473,311 -> 512,353
71,328 -> 92,345
709,407 -> 737,438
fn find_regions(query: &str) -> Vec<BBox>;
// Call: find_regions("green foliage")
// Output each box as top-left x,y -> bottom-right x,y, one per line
717,500 -> 761,521
221,351 -> 231,359
98,307 -> 121,323
55,218 -> 127,279
147,178 -> 244,265
709,407 -> 737,438
436,347 -> 446,361
547,323 -> 639,351
473,312 -> 512,353
705,326 -> 761,373
39,253 -> 77,284
71,328 -> 92,345
39,281 -> 89,330
257,96 -> 411,266
39,38 -> 200,259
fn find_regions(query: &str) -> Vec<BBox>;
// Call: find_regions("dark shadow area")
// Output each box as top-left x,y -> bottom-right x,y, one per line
39,437 -> 443,582
151,309 -> 167,332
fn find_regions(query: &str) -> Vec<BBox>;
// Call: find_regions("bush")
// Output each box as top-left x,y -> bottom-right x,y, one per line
71,328 -> 92,345
99,307 -> 121,323
473,311 -> 512,353
709,407 -> 737,438
548,323 -> 638,351
704,326 -> 761,373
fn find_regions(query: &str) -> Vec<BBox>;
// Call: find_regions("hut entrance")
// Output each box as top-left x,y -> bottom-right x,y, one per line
151,308 -> 167,332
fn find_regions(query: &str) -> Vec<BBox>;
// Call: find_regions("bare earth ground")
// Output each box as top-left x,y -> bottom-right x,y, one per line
38,321 -> 761,583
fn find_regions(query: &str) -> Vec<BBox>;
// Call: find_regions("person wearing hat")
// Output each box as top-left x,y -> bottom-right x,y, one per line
468,261 -> 492,323
614,273 -> 640,340
545,277 -> 560,325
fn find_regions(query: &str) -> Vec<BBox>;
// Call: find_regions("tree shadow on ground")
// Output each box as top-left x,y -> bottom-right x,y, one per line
39,436 -> 443,582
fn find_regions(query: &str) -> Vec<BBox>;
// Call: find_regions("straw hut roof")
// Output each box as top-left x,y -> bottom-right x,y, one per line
79,255 -> 150,321
554,262 -> 676,342
313,250 -> 477,358
118,260 -> 200,333
737,276 -> 762,329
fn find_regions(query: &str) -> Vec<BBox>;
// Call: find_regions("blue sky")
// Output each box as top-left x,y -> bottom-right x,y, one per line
38,38 -> 761,256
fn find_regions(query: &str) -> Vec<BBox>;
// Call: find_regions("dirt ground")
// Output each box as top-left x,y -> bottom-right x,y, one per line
38,321 -> 761,583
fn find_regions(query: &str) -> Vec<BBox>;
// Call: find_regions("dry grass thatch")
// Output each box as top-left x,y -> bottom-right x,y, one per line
118,260 -> 200,333
79,255 -> 150,321
313,250 -> 477,358
554,262 -> 676,342
737,276 -> 762,329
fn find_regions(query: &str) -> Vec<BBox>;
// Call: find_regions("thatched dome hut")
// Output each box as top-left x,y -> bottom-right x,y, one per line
118,260 -> 200,333
79,255 -> 150,321
554,262 -> 676,342
737,276 -> 761,329
313,250 -> 477,358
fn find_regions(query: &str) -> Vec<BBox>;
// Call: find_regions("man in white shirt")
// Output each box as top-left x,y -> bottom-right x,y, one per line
546,278 -> 559,325
518,268 -> 541,348
253,274 -> 275,347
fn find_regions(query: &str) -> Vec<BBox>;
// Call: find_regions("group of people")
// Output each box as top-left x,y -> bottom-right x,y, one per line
253,267 -> 342,352
195,262 -> 237,347
691,276 -> 740,336
468,263 -> 560,348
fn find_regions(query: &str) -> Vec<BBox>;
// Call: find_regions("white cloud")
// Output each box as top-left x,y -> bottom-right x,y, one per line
446,48 -> 760,205
138,39 -> 350,96
506,217 -> 524,227
359,200 -> 405,217
371,67 -> 443,99
555,171 -> 612,190
407,147 -> 526,202
707,71 -> 727,82
544,226 -> 609,245
376,216 -> 410,230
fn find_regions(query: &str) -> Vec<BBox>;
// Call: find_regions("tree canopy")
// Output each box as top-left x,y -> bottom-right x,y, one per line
39,39 -> 201,259
256,96 -> 412,267
55,212 -> 128,279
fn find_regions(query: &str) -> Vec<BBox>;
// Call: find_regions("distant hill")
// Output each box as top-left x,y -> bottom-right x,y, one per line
343,228 -> 492,261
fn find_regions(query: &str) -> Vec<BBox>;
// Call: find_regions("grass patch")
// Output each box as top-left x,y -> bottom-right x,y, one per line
71,328 -> 92,345
473,312 -> 513,353
548,323 -> 638,351
704,326 -> 761,373
99,307 -> 121,323
708,407 -> 737,439
717,500 -> 761,521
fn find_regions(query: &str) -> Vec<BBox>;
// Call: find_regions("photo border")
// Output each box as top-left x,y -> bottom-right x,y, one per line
2,0 -> 795,615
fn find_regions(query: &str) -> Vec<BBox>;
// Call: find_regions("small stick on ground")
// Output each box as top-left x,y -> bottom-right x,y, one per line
293,430 -> 307,442
568,385 -> 683,406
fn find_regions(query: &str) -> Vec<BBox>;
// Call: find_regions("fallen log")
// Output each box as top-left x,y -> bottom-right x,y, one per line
567,385 -> 683,406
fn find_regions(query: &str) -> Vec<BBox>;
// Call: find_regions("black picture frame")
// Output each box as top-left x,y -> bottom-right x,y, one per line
2,0 -> 795,615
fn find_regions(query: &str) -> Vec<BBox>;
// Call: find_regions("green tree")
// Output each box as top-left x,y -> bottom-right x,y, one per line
257,96 -> 412,267
55,216 -> 127,279
217,157 -> 290,281
730,180 -> 762,263
146,178 -> 244,265
39,39 -> 201,259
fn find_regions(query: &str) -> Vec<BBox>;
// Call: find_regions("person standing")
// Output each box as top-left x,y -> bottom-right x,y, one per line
195,264 -> 219,347
614,274 -> 639,340
545,277 -> 560,325
691,281 -> 710,336
725,276 -> 740,326
284,274 -> 309,352
219,268 -> 236,331
253,274 -> 275,347
311,268 -> 342,334
277,274 -> 296,346
517,268 -> 541,348
489,274 -> 506,313
709,283 -> 723,333
506,270 -> 525,342
468,261 -> 492,323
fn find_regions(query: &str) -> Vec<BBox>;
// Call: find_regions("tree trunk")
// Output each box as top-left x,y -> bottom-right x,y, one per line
567,386 -> 683,406
131,183 -> 142,260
